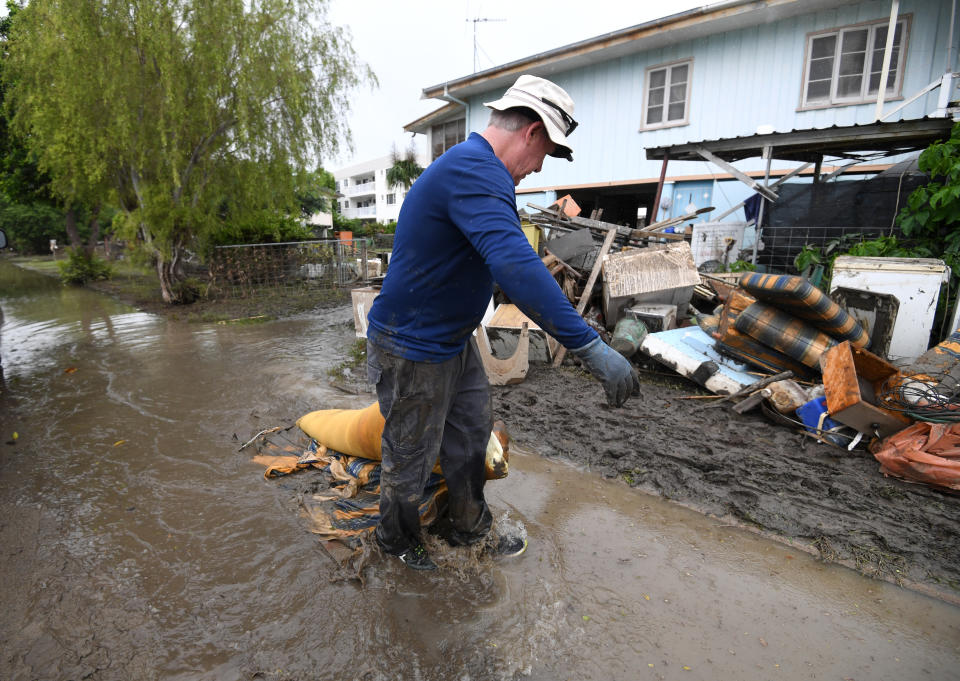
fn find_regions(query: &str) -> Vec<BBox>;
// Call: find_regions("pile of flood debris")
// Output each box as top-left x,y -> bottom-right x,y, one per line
517,198 -> 960,494
389,196 -> 958,496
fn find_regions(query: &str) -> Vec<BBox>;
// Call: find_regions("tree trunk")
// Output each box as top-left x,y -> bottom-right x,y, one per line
86,204 -> 101,255
156,242 -> 185,304
64,207 -> 82,248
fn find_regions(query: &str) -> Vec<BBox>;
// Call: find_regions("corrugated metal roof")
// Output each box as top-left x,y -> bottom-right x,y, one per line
643,117 -> 955,163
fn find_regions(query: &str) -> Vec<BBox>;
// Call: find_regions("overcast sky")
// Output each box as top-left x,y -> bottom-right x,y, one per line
326,0 -> 706,169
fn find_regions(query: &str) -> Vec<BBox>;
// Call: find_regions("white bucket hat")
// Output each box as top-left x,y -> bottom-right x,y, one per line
483,74 -> 577,161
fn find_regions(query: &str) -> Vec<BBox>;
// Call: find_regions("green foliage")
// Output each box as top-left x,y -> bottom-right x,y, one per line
5,0 -> 375,303
332,212 -> 364,233
57,247 -> 112,285
205,210 -> 314,250
386,143 -> 423,191
793,244 -> 822,278
896,120 -> 960,277
728,259 -> 755,272
0,200 -> 65,253
296,168 -> 337,219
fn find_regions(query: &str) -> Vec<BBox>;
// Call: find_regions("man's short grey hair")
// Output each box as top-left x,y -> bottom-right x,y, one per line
488,107 -> 540,132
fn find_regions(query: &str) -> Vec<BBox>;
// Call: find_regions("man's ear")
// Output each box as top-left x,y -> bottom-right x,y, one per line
524,120 -> 545,145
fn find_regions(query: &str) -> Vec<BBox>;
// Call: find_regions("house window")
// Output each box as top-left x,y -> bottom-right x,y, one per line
431,119 -> 466,160
642,59 -> 692,129
386,194 -> 396,205
802,17 -> 909,108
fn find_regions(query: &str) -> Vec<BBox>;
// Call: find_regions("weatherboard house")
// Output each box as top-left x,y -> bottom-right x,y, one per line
403,0 -> 957,266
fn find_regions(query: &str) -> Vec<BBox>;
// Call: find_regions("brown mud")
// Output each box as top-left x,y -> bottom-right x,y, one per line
493,363 -> 960,601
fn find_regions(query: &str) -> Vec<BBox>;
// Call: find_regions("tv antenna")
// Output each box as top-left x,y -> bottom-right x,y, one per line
467,17 -> 505,73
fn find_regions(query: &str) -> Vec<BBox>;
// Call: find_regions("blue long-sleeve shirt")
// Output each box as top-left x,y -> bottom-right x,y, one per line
366,133 -> 597,362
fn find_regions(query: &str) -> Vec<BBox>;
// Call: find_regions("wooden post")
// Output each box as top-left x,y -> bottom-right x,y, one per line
551,224 -> 619,368
651,152 -> 669,223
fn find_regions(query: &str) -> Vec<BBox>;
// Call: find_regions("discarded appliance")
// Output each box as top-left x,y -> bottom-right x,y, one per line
819,341 -> 912,439
830,287 -> 899,358
625,303 -> 677,332
690,221 -> 746,269
738,272 -> 868,348
485,303 -> 553,363
639,326 -> 756,395
830,256 -> 951,363
350,286 -> 380,338
601,241 -> 700,328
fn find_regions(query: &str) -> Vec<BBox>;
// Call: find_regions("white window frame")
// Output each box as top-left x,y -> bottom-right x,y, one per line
641,58 -> 693,130
800,15 -> 910,110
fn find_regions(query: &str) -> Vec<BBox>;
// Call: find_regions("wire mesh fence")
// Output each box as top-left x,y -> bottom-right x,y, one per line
206,238 -> 384,299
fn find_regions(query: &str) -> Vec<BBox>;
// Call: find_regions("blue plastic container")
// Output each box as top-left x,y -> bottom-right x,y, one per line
795,396 -> 847,446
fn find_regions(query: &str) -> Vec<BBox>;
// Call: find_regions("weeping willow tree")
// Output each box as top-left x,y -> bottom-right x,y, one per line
5,0 -> 373,302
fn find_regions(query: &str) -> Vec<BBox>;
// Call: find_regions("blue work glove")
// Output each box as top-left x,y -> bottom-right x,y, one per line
570,337 -> 640,407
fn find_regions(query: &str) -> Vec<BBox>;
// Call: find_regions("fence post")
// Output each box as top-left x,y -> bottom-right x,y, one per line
336,240 -> 343,287
361,239 -> 368,285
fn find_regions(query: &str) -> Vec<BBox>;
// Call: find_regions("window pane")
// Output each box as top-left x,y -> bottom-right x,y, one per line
811,35 -> 836,59
647,87 -> 664,107
668,102 -> 685,121
806,80 -> 831,102
841,28 -> 868,53
670,63 -> 688,84
669,83 -> 687,103
432,124 -> 444,160
838,51 -> 865,77
809,57 -> 833,81
444,121 -> 458,152
837,73 -> 863,97
868,22 -> 902,95
649,69 -> 666,89
647,105 -> 663,125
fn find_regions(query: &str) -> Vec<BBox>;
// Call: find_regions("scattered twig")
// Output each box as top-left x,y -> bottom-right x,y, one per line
238,425 -> 285,452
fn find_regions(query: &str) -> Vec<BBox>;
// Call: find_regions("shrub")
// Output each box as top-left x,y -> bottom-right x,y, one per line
58,248 -> 112,285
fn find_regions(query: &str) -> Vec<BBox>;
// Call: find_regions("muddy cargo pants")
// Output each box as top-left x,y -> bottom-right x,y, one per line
367,338 -> 494,555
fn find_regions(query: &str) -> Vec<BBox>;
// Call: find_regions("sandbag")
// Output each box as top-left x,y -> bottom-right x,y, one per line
296,402 -> 509,480
870,421 -> 960,491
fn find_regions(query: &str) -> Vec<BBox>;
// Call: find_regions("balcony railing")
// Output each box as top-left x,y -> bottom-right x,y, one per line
343,181 -> 376,197
342,206 -> 377,219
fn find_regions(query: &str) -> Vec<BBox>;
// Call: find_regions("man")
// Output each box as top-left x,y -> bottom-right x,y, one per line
366,74 -> 638,570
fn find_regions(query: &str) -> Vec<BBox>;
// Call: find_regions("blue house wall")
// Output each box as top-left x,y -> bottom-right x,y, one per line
452,0 -> 954,220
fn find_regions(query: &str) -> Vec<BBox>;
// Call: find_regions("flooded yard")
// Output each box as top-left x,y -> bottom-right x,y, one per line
1,259 -> 958,681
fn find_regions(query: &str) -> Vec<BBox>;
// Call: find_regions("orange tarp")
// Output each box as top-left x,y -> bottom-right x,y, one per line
871,421 -> 960,491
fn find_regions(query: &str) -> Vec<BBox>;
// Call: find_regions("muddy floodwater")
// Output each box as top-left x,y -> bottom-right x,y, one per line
1,259 -> 959,681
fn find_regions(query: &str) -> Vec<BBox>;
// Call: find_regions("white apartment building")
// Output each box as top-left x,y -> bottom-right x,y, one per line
334,150 -> 430,224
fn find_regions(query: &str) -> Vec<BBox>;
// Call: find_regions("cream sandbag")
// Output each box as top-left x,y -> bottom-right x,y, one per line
296,402 -> 508,480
